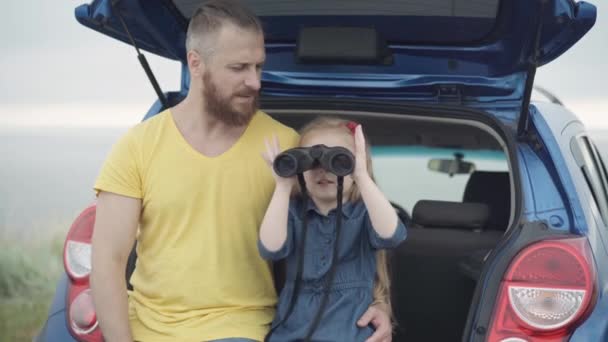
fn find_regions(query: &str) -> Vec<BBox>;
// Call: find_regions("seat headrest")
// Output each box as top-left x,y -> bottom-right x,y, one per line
463,171 -> 510,231
412,200 -> 490,230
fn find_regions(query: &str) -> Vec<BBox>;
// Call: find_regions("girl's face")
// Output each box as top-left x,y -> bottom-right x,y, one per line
300,128 -> 355,205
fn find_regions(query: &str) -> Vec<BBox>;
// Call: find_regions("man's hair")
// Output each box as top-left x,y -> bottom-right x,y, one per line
186,0 -> 263,60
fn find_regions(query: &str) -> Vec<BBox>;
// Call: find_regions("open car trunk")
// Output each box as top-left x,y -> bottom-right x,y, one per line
265,98 -> 519,342
127,97 -> 521,341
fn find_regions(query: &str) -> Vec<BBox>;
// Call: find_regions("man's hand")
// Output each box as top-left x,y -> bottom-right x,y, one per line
357,303 -> 393,342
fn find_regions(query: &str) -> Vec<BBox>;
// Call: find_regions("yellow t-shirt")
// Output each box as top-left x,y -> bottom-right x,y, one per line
94,110 -> 299,342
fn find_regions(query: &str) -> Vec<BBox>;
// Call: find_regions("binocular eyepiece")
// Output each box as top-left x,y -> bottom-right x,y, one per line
273,144 -> 355,178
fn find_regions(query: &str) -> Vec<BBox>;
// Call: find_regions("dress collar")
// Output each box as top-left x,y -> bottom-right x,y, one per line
302,197 -> 359,219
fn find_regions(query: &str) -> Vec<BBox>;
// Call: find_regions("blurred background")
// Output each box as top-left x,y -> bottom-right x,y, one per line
0,1 -> 606,341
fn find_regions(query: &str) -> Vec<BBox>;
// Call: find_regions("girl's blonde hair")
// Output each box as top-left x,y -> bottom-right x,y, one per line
298,116 -> 394,323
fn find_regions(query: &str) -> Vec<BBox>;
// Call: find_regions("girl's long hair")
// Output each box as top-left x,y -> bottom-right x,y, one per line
297,116 -> 394,323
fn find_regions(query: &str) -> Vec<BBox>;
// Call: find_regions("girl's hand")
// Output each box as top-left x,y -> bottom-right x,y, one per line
262,134 -> 296,189
353,124 -> 370,183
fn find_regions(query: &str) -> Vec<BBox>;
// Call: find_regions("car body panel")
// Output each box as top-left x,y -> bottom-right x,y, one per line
36,274 -> 77,342
76,0 -> 596,73
516,137 -> 570,232
525,102 -> 608,340
75,0 -> 596,121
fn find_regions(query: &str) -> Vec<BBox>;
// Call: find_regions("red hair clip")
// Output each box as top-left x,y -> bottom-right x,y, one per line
346,121 -> 359,135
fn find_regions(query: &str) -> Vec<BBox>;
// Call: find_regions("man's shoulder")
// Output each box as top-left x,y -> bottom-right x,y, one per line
251,111 -> 299,148
120,110 -> 170,143
133,110 -> 169,132
253,111 -> 298,135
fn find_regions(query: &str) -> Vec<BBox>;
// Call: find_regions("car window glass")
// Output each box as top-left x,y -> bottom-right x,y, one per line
578,136 -> 608,226
591,140 -> 608,214
372,146 -> 508,212
590,142 -> 608,189
174,0 -> 501,43
176,0 -> 500,17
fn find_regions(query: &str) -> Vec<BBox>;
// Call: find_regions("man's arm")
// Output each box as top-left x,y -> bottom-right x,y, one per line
91,191 -> 141,342
357,302 -> 393,342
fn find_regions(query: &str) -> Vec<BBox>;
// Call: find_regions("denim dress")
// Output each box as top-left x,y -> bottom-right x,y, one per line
258,198 -> 407,342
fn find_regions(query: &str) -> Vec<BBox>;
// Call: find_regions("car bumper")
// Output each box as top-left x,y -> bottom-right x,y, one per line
569,286 -> 608,342
35,308 -> 77,342
35,273 -> 77,342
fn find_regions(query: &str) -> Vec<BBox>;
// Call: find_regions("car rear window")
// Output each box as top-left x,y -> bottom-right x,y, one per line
372,146 -> 508,212
575,136 -> 608,226
172,0 -> 501,44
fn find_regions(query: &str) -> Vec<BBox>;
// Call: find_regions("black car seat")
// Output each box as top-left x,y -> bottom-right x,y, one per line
458,171 -> 511,280
391,200 -> 502,342
463,171 -> 511,231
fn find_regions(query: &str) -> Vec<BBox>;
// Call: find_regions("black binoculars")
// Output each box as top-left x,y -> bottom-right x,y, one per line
273,144 -> 355,178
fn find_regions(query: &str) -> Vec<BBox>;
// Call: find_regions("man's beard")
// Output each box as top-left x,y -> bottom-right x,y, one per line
202,72 -> 259,127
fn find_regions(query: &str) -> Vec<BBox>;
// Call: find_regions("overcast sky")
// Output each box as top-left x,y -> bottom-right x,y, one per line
1,0 -> 606,127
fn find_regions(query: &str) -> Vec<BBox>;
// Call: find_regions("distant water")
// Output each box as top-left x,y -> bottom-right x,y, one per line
0,126 -> 127,240
0,126 -> 607,240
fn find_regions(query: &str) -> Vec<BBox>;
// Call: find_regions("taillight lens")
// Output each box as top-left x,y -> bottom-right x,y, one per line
488,237 -> 596,342
64,205 -> 96,282
69,289 -> 98,334
63,204 -> 103,341
508,286 -> 586,330
66,240 -> 92,279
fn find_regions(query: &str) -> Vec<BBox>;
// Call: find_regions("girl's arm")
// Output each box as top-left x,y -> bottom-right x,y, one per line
353,125 -> 400,238
259,182 -> 292,252
356,175 -> 400,238
258,134 -> 296,256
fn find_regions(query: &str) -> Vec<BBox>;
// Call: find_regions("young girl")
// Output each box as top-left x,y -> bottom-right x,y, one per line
258,117 -> 407,341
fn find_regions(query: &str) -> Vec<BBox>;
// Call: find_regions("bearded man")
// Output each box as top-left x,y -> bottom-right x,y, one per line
90,1 -> 393,341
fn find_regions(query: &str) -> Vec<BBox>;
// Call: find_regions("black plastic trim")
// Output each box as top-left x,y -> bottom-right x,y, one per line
517,0 -> 546,138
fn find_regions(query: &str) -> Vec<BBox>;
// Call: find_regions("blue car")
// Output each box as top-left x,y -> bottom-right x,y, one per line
38,1 -> 607,341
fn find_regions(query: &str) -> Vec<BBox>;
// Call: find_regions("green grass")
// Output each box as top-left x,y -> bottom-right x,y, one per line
0,233 -> 65,342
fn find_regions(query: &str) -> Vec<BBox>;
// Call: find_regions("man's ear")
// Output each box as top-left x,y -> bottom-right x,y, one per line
187,50 -> 204,77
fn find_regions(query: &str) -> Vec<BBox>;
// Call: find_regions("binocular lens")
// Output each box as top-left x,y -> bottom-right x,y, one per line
274,154 -> 298,177
329,153 -> 354,177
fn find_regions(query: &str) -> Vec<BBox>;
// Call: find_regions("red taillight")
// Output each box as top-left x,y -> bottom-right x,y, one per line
488,237 -> 596,342
64,204 -> 103,342
64,205 -> 95,282
69,287 -> 100,334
